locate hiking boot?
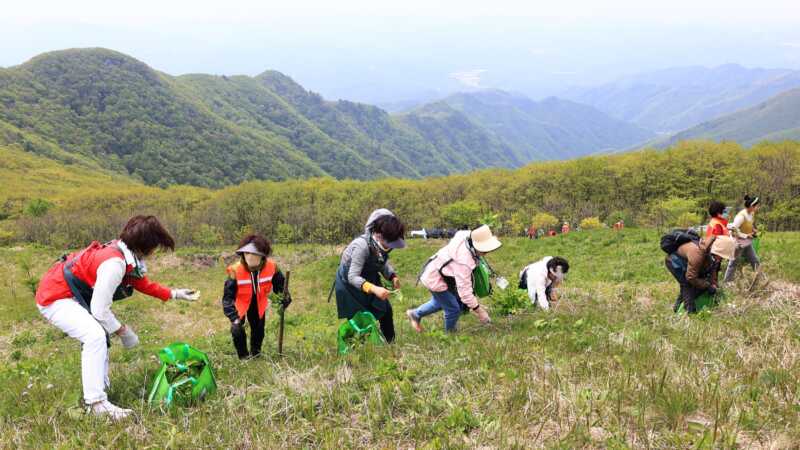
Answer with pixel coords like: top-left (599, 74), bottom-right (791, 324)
top-left (406, 309), bottom-right (423, 333)
top-left (89, 400), bottom-right (133, 420)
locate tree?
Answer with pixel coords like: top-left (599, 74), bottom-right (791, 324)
top-left (531, 212), bottom-right (558, 232)
top-left (442, 201), bottom-right (482, 229)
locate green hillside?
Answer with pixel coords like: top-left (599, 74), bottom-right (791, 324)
top-left (0, 48), bottom-right (528, 187)
top-left (661, 88), bottom-right (800, 146)
top-left (426, 90), bottom-right (654, 160)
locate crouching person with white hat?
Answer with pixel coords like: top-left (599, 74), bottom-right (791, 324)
top-left (407, 225), bottom-right (501, 332)
top-left (519, 256), bottom-right (569, 310)
top-left (35, 216), bottom-right (199, 420)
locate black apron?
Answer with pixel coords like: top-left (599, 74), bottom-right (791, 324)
top-left (335, 236), bottom-right (391, 320)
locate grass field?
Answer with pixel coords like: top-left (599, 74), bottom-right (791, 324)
top-left (1, 229), bottom-right (799, 448)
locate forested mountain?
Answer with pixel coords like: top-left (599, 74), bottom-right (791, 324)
top-left (657, 88), bottom-right (800, 147)
top-left (0, 48), bottom-right (527, 187)
top-left (564, 64), bottom-right (800, 133)
top-left (423, 90), bottom-right (654, 160)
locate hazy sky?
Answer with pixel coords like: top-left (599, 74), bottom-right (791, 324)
top-left (3, 0), bottom-right (800, 103)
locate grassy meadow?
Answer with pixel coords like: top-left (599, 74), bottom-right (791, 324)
top-left (1, 229), bottom-right (799, 448)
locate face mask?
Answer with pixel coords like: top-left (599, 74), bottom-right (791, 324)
top-left (549, 265), bottom-right (565, 283)
top-left (372, 234), bottom-right (390, 252)
top-left (243, 253), bottom-right (264, 270)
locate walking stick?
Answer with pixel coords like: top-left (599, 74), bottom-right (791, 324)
top-left (278, 271), bottom-right (290, 356)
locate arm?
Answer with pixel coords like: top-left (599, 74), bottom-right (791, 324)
top-left (451, 263), bottom-right (480, 309)
top-left (221, 278), bottom-right (239, 322)
top-left (685, 251), bottom-right (711, 290)
top-left (382, 261), bottom-right (397, 282)
top-left (129, 275), bottom-right (172, 301)
top-left (346, 240), bottom-right (371, 291)
top-left (90, 258), bottom-right (126, 334)
top-left (272, 270), bottom-right (286, 294)
top-left (530, 272), bottom-right (550, 310)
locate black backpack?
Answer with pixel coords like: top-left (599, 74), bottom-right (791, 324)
top-left (660, 228), bottom-right (700, 254)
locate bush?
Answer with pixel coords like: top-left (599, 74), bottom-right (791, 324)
top-left (579, 217), bottom-right (604, 230)
top-left (442, 201), bottom-right (482, 229)
top-left (531, 212), bottom-right (558, 232)
top-left (275, 223), bottom-right (296, 243)
top-left (24, 199), bottom-right (54, 218)
top-left (490, 288), bottom-right (530, 316)
top-left (192, 224), bottom-right (222, 247)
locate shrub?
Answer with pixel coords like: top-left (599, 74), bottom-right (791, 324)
top-left (441, 201), bottom-right (482, 229)
top-left (490, 288), bottom-right (530, 316)
top-left (579, 217), bottom-right (605, 230)
top-left (191, 224), bottom-right (222, 247)
top-left (531, 212), bottom-right (558, 232)
top-left (24, 199), bottom-right (54, 218)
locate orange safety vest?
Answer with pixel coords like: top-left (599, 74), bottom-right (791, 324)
top-left (706, 217), bottom-right (728, 237)
top-left (226, 260), bottom-right (276, 319)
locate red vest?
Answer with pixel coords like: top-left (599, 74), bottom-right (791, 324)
top-left (36, 240), bottom-right (171, 307)
top-left (226, 260), bottom-right (276, 319)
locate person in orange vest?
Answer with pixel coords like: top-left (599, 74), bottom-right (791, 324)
top-left (705, 201), bottom-right (729, 238)
top-left (35, 215), bottom-right (199, 420)
top-left (561, 222), bottom-right (571, 234)
top-left (221, 234), bottom-right (289, 359)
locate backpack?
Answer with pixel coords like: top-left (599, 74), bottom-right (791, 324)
top-left (660, 228), bottom-right (700, 254)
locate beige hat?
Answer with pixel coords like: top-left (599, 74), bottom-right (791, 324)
top-left (470, 225), bottom-right (502, 253)
top-left (710, 235), bottom-right (736, 260)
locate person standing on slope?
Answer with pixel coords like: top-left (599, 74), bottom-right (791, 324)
top-left (724, 195), bottom-right (761, 283)
top-left (335, 209), bottom-right (406, 342)
top-left (221, 234), bottom-right (290, 359)
top-left (35, 215), bottom-right (199, 420)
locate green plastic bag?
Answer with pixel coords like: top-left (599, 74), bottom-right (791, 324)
top-left (676, 290), bottom-right (725, 314)
top-left (337, 311), bottom-right (385, 355)
top-left (752, 236), bottom-right (760, 253)
top-left (472, 257), bottom-right (492, 298)
top-left (148, 342), bottom-right (217, 407)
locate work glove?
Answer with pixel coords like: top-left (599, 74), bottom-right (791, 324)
top-left (172, 288), bottom-right (200, 301)
top-left (118, 325), bottom-right (139, 349)
top-left (471, 305), bottom-right (491, 324)
top-left (279, 293), bottom-right (292, 309)
top-left (707, 285), bottom-right (718, 296)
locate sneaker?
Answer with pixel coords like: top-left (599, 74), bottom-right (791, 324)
top-left (406, 309), bottom-right (423, 333)
top-left (90, 400), bottom-right (133, 420)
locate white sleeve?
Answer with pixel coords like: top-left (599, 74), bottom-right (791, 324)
top-left (90, 258), bottom-right (126, 334)
top-left (527, 269), bottom-right (549, 310)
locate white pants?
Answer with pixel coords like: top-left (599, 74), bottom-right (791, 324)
top-left (38, 299), bottom-right (110, 404)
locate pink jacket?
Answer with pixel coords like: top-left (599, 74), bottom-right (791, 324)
top-left (419, 231), bottom-right (480, 309)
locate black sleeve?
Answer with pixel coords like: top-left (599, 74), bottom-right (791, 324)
top-left (221, 278), bottom-right (239, 322)
top-left (272, 270), bottom-right (286, 294)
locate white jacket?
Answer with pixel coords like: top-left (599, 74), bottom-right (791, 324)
top-left (520, 257), bottom-right (553, 310)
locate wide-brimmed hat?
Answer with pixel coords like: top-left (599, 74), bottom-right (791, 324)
top-left (710, 236), bottom-right (736, 260)
top-left (236, 242), bottom-right (266, 257)
top-left (470, 225), bottom-right (502, 253)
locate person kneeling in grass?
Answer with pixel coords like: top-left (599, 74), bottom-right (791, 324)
top-left (407, 225), bottom-right (500, 332)
top-left (519, 256), bottom-right (569, 310)
top-left (222, 234), bottom-right (290, 359)
top-left (35, 215), bottom-right (198, 420)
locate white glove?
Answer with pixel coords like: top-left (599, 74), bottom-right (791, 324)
top-left (118, 325), bottom-right (139, 349)
top-left (172, 288), bottom-right (200, 301)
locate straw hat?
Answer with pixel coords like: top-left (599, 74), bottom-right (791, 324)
top-left (710, 235), bottom-right (736, 260)
top-left (470, 225), bottom-right (502, 253)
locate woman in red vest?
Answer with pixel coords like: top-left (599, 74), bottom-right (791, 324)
top-left (35, 216), bottom-right (198, 420)
top-left (705, 201), bottom-right (729, 238)
top-left (221, 234), bottom-right (289, 359)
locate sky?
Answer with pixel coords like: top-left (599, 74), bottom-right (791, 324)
top-left (2, 0), bottom-right (800, 104)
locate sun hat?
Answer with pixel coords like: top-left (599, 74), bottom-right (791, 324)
top-left (710, 235), bottom-right (736, 260)
top-left (470, 225), bottom-right (502, 253)
top-left (235, 242), bottom-right (266, 257)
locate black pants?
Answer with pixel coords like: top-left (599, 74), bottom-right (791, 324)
top-left (377, 302), bottom-right (395, 343)
top-left (231, 299), bottom-right (266, 358)
top-left (664, 256), bottom-right (702, 313)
